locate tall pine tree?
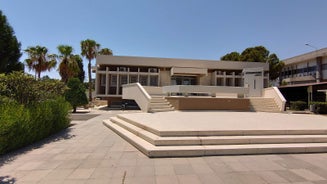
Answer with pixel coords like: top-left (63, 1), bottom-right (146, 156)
top-left (0, 10), bottom-right (23, 73)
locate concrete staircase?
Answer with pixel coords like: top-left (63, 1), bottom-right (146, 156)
top-left (149, 96), bottom-right (174, 113)
top-left (104, 115), bottom-right (327, 158)
top-left (249, 98), bottom-right (280, 112)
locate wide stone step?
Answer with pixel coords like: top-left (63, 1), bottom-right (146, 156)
top-left (108, 118), bottom-right (327, 146)
top-left (250, 102), bottom-right (276, 105)
top-left (150, 97), bottom-right (165, 101)
top-left (104, 120), bottom-right (327, 157)
top-left (150, 102), bottom-right (172, 107)
top-left (116, 114), bottom-right (327, 137)
top-left (251, 107), bottom-right (280, 111)
top-left (149, 108), bottom-right (175, 113)
top-left (249, 98), bottom-right (280, 112)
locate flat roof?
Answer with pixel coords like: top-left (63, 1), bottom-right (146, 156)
top-left (96, 55), bottom-right (269, 71)
top-left (283, 47), bottom-right (327, 65)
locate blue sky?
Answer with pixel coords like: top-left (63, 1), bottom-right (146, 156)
top-left (1, 0), bottom-right (327, 80)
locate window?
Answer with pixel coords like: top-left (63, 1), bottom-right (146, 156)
top-left (139, 75), bottom-right (148, 86)
top-left (216, 70), bottom-right (223, 75)
top-left (109, 66), bottom-right (118, 71)
top-left (100, 75), bottom-right (106, 86)
top-left (235, 78), bottom-right (242, 86)
top-left (129, 75), bottom-right (138, 83)
top-left (110, 75), bottom-right (117, 87)
top-left (216, 78), bottom-right (223, 86)
top-left (149, 68), bottom-right (158, 73)
top-left (323, 64), bottom-right (327, 70)
top-left (129, 67), bottom-right (138, 72)
top-left (120, 75), bottom-right (128, 85)
top-left (150, 76), bottom-right (158, 86)
top-left (139, 67), bottom-right (148, 72)
top-left (226, 78), bottom-right (233, 86)
top-left (119, 67), bottom-right (127, 72)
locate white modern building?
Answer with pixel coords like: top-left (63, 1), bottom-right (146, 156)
top-left (280, 48), bottom-right (327, 85)
top-left (279, 48), bottom-right (327, 104)
top-left (94, 55), bottom-right (286, 113)
top-left (95, 55), bottom-right (269, 103)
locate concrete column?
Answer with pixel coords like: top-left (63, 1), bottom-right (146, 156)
top-left (316, 56), bottom-right (322, 82)
top-left (105, 67), bottom-right (109, 95)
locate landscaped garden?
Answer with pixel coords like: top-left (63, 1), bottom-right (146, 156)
top-left (0, 10), bottom-right (113, 155)
top-left (0, 72), bottom-right (71, 154)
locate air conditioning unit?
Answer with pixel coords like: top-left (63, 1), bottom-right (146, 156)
top-left (119, 67), bottom-right (127, 72)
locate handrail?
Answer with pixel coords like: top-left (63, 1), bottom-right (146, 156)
top-left (122, 83), bottom-right (152, 112)
top-left (263, 87), bottom-right (286, 111)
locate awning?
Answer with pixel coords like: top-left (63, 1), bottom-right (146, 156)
top-left (170, 67), bottom-right (207, 76)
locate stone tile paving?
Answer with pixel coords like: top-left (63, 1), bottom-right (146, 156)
top-left (1, 110), bottom-right (327, 184)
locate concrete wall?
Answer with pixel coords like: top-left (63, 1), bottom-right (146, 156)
top-left (199, 73), bottom-right (212, 85)
top-left (101, 96), bottom-right (122, 106)
top-left (123, 83), bottom-right (151, 112)
top-left (166, 97), bottom-right (250, 111)
top-left (159, 70), bottom-right (171, 86)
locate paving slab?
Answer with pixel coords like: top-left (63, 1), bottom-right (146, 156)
top-left (1, 109), bottom-right (327, 183)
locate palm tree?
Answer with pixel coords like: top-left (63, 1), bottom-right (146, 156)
top-left (98, 48), bottom-right (113, 55)
top-left (25, 46), bottom-right (57, 79)
top-left (57, 45), bottom-right (79, 83)
top-left (81, 39), bottom-right (100, 101)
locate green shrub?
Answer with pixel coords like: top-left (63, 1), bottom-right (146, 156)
top-left (65, 78), bottom-right (88, 113)
top-left (0, 97), bottom-right (70, 154)
top-left (0, 72), bottom-right (67, 105)
top-left (0, 101), bottom-right (29, 153)
top-left (310, 102), bottom-right (327, 114)
top-left (0, 72), bottom-right (71, 155)
top-left (290, 101), bottom-right (307, 111)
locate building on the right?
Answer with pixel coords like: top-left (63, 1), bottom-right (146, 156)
top-left (279, 48), bottom-right (327, 105)
top-left (280, 47), bottom-right (327, 84)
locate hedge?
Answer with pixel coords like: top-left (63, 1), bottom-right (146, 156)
top-left (0, 97), bottom-right (70, 154)
top-left (290, 101), bottom-right (307, 111)
top-left (310, 102), bottom-right (327, 114)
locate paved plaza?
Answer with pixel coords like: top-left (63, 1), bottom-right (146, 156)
top-left (1, 109), bottom-right (327, 183)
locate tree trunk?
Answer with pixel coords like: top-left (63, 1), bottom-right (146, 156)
top-left (88, 60), bottom-right (92, 102)
top-left (73, 106), bottom-right (77, 113)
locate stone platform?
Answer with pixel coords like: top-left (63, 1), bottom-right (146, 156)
top-left (103, 111), bottom-right (327, 157)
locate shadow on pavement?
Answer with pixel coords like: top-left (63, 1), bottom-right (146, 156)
top-left (0, 175), bottom-right (16, 184)
top-left (70, 113), bottom-right (99, 121)
top-left (0, 126), bottom-right (74, 168)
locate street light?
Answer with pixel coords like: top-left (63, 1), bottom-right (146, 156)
top-left (305, 43), bottom-right (318, 50)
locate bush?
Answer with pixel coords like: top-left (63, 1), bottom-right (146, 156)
top-left (290, 101), bottom-right (307, 111)
top-left (310, 102), bottom-right (327, 114)
top-left (65, 78), bottom-right (88, 113)
top-left (0, 72), bottom-right (71, 154)
top-left (0, 72), bottom-right (67, 105)
top-left (0, 97), bottom-right (70, 154)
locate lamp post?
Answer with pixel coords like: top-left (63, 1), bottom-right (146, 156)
top-left (305, 43), bottom-right (318, 50)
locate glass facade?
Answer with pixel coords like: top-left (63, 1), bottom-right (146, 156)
top-left (98, 66), bottom-right (160, 95)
